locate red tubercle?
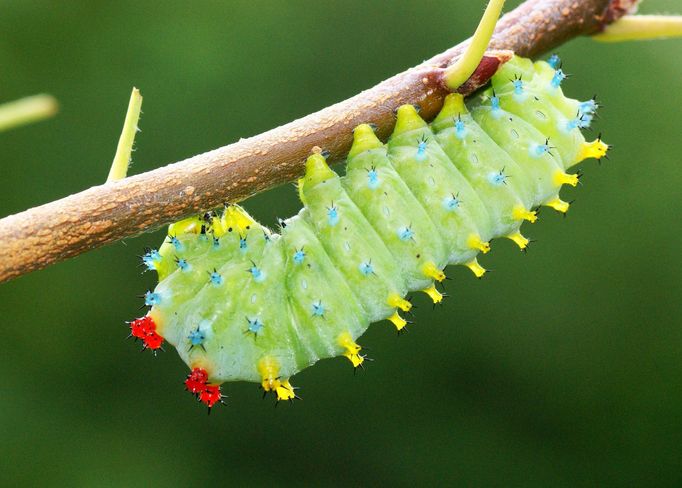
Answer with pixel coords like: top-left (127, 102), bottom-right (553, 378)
top-left (142, 331), bottom-right (164, 350)
top-left (184, 367), bottom-right (224, 410)
top-left (129, 316), bottom-right (153, 339)
top-left (129, 315), bottom-right (165, 351)
top-left (199, 385), bottom-right (223, 408)
top-left (185, 368), bottom-right (209, 394)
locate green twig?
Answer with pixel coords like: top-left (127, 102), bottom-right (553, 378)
top-left (594, 15), bottom-right (682, 42)
top-left (107, 88), bottom-right (143, 182)
top-left (443, 0), bottom-right (505, 90)
top-left (0, 94), bottom-right (58, 133)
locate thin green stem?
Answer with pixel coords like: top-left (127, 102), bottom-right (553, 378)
top-left (0, 94), bottom-right (58, 132)
top-left (107, 87), bottom-right (143, 182)
top-left (594, 15), bottom-right (682, 42)
top-left (443, 0), bottom-right (505, 90)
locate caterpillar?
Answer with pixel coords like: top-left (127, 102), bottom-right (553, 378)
top-left (130, 53), bottom-right (608, 410)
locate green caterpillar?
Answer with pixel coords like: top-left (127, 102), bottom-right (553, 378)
top-left (130, 54), bottom-right (608, 409)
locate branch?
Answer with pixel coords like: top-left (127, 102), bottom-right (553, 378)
top-left (0, 0), bottom-right (635, 284)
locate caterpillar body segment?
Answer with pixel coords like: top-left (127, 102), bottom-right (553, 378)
top-left (299, 154), bottom-right (407, 321)
top-left (132, 55), bottom-right (608, 408)
top-left (387, 106), bottom-right (493, 265)
top-left (343, 127), bottom-right (448, 292)
top-left (281, 213), bottom-right (367, 360)
top-left (430, 96), bottom-right (538, 236)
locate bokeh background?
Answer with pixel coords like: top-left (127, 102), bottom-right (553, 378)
top-left (1, 1), bottom-right (681, 486)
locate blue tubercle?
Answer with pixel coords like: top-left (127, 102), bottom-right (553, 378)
top-left (489, 169), bottom-right (508, 186)
top-left (513, 77), bottom-right (524, 96)
top-left (579, 99), bottom-right (597, 114)
top-left (490, 94), bottom-right (501, 112)
top-left (188, 327), bottom-right (206, 347)
top-left (454, 116), bottom-right (466, 140)
top-left (578, 114), bottom-right (593, 128)
top-left (144, 291), bottom-right (161, 306)
top-left (142, 249), bottom-right (161, 271)
top-left (176, 258), bottom-right (189, 271)
top-left (327, 206), bottom-right (339, 226)
top-left (246, 317), bottom-right (264, 335)
top-left (398, 226), bottom-right (414, 241)
top-left (443, 194), bottom-right (461, 211)
top-left (293, 248), bottom-right (306, 264)
top-left (359, 261), bottom-right (374, 276)
top-left (209, 270), bottom-right (223, 286)
top-left (551, 69), bottom-right (566, 89)
top-left (416, 137), bottom-right (428, 161)
top-left (169, 236), bottom-right (183, 251)
top-left (239, 237), bottom-right (248, 252)
top-left (367, 168), bottom-right (380, 189)
top-left (566, 113), bottom-right (591, 131)
top-left (533, 139), bottom-right (551, 157)
top-left (547, 54), bottom-right (561, 69)
top-left (212, 237), bottom-right (220, 249)
top-left (249, 265), bottom-right (265, 282)
top-left (311, 301), bottom-right (325, 317)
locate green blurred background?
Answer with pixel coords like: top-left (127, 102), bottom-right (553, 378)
top-left (1, 1), bottom-right (681, 486)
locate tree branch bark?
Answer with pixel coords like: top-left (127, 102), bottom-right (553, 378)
top-left (0, 0), bottom-right (635, 283)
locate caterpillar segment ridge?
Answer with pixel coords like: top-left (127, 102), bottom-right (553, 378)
top-left (130, 55), bottom-right (609, 410)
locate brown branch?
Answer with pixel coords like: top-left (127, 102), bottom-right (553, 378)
top-left (0, 0), bottom-right (636, 284)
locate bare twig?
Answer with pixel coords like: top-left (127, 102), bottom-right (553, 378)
top-left (0, 0), bottom-right (637, 283)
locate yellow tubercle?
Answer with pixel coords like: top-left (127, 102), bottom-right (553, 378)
top-left (512, 206), bottom-right (538, 223)
top-left (338, 331), bottom-right (364, 368)
top-left (258, 356), bottom-right (280, 392)
top-left (168, 215), bottom-right (204, 235)
top-left (423, 284), bottom-right (443, 304)
top-left (275, 380), bottom-right (297, 401)
top-left (257, 357), bottom-right (297, 401)
top-left (433, 93), bottom-right (469, 126)
top-left (422, 261), bottom-right (446, 282)
top-left (553, 171), bottom-right (579, 188)
top-left (387, 293), bottom-right (412, 312)
top-left (216, 204), bottom-right (256, 237)
top-left (388, 312), bottom-right (408, 331)
top-left (348, 123), bottom-right (384, 158)
top-left (392, 105), bottom-right (428, 136)
top-left (208, 214), bottom-right (225, 236)
top-left (465, 258), bottom-right (486, 278)
top-left (467, 234), bottom-right (491, 254)
top-left (577, 138), bottom-right (609, 162)
top-left (545, 197), bottom-right (570, 213)
top-left (301, 153), bottom-right (336, 189)
top-left (506, 231), bottom-right (529, 250)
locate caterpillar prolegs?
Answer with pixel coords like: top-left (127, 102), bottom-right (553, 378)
top-left (131, 54), bottom-right (608, 409)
